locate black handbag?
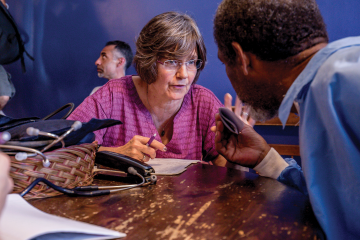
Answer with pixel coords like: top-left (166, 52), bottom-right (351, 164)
top-left (0, 103), bottom-right (122, 150)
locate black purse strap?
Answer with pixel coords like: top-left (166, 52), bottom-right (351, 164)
top-left (41, 103), bottom-right (75, 120)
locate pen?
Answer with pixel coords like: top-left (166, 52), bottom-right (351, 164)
top-left (146, 133), bottom-right (156, 147)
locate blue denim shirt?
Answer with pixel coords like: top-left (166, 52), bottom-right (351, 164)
top-left (278, 36), bottom-right (360, 240)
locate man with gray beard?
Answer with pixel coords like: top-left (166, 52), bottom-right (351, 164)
top-left (212, 0), bottom-right (360, 239)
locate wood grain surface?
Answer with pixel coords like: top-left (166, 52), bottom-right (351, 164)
top-left (28, 164), bottom-right (324, 240)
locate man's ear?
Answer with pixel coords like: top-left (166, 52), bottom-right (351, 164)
top-left (231, 42), bottom-right (249, 75)
top-left (116, 57), bottom-right (126, 68)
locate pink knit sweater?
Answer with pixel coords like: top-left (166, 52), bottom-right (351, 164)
top-left (68, 75), bottom-right (223, 161)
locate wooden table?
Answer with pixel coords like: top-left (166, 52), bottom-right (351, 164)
top-left (29, 164), bottom-right (324, 239)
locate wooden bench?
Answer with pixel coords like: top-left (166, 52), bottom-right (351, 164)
top-left (255, 113), bottom-right (300, 157)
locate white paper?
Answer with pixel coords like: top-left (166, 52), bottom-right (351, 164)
top-left (0, 194), bottom-right (125, 240)
top-left (148, 158), bottom-right (200, 175)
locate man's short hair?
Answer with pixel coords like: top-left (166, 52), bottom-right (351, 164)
top-left (214, 0), bottom-right (328, 64)
top-left (105, 40), bottom-right (134, 70)
top-left (134, 11), bottom-right (207, 84)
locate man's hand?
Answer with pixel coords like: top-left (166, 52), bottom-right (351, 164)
top-left (211, 113), bottom-right (270, 168)
top-left (99, 135), bottom-right (167, 162)
top-left (224, 93), bottom-right (256, 127)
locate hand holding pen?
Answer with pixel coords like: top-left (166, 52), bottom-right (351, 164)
top-left (142, 133), bottom-right (165, 162)
top-left (98, 133), bottom-right (167, 162)
top-left (146, 133), bottom-right (156, 147)
top-left (141, 133), bottom-right (157, 162)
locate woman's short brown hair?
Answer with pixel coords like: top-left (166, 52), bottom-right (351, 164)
top-left (134, 11), bottom-right (207, 84)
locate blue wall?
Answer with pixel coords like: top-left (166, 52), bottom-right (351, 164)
top-left (3, 0), bottom-right (360, 120)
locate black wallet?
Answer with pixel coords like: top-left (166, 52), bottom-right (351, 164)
top-left (218, 107), bottom-right (245, 134)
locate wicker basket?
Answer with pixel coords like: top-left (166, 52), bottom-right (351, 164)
top-left (9, 142), bottom-right (98, 199)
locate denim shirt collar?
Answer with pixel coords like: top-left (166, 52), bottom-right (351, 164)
top-left (278, 36), bottom-right (360, 128)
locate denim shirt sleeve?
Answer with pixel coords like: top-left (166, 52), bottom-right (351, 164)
top-left (277, 158), bottom-right (308, 195)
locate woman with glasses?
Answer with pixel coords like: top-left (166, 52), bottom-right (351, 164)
top-left (68, 11), bottom-right (227, 165)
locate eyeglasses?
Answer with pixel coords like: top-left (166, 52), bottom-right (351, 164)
top-left (157, 59), bottom-right (203, 71)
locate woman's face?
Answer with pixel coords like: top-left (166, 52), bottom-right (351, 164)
top-left (152, 52), bottom-right (199, 101)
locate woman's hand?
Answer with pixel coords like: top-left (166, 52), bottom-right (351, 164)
top-left (99, 135), bottom-right (167, 162)
top-left (224, 93), bottom-right (256, 127)
top-left (211, 113), bottom-right (270, 169)
top-left (0, 153), bottom-right (13, 216)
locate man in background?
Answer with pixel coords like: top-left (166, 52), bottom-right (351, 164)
top-left (91, 40), bottom-right (133, 95)
top-left (213, 0), bottom-right (360, 239)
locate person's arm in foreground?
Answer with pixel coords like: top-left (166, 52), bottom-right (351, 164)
top-left (212, 113), bottom-right (307, 194)
top-left (0, 153), bottom-right (13, 217)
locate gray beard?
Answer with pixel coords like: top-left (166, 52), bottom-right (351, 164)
top-left (247, 105), bottom-right (278, 122)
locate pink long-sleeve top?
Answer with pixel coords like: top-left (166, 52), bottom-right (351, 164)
top-left (67, 75), bottom-right (223, 161)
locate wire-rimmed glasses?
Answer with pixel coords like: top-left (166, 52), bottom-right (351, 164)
top-left (157, 59), bottom-right (203, 71)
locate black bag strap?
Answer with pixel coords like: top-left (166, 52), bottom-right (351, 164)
top-left (42, 103), bottom-right (75, 120)
top-left (20, 43), bottom-right (35, 73)
top-left (0, 103), bottom-right (75, 132)
top-left (0, 3), bottom-right (34, 72)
